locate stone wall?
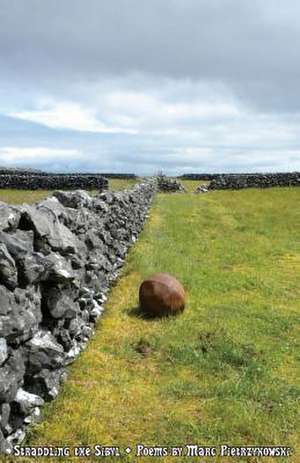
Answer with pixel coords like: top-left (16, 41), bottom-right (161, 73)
top-left (0, 171), bottom-right (136, 179)
top-left (96, 173), bottom-right (137, 179)
top-left (0, 174), bottom-right (108, 190)
top-left (178, 173), bottom-right (220, 181)
top-left (0, 180), bottom-right (157, 453)
top-left (208, 173), bottom-right (300, 190)
top-left (157, 176), bottom-right (185, 193)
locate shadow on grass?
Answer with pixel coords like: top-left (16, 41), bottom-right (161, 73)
top-left (126, 305), bottom-right (182, 321)
top-left (126, 305), bottom-right (159, 320)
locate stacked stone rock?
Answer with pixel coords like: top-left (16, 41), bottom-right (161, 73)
top-left (178, 174), bottom-right (220, 181)
top-left (0, 180), bottom-right (156, 453)
top-left (98, 173), bottom-right (136, 179)
top-left (157, 176), bottom-right (185, 193)
top-left (0, 174), bottom-right (108, 190)
top-left (195, 184), bottom-right (209, 194)
top-left (208, 173), bottom-right (300, 190)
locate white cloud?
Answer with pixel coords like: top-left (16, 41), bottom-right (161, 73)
top-left (6, 82), bottom-right (241, 137)
top-left (2, 76), bottom-right (300, 174)
top-left (10, 101), bottom-right (138, 134)
top-left (0, 146), bottom-right (83, 163)
top-left (102, 89), bottom-right (240, 132)
top-left (2, 1), bottom-right (300, 175)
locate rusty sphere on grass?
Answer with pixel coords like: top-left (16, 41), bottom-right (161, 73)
top-left (139, 273), bottom-right (186, 317)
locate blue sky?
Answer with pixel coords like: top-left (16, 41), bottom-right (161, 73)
top-left (1, 0), bottom-right (300, 174)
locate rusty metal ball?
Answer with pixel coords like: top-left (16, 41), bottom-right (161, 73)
top-left (139, 273), bottom-right (186, 317)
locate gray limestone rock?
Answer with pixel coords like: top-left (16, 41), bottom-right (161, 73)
top-left (0, 403), bottom-right (10, 432)
top-left (0, 428), bottom-right (12, 454)
top-left (6, 429), bottom-right (26, 446)
top-left (25, 368), bottom-right (66, 401)
top-left (0, 339), bottom-right (8, 366)
top-left (37, 196), bottom-right (68, 222)
top-left (0, 244), bottom-right (17, 290)
top-left (195, 184), bottom-right (209, 194)
top-left (25, 331), bottom-right (65, 374)
top-left (46, 288), bottom-right (79, 320)
top-left (0, 287), bottom-right (41, 344)
top-left (18, 253), bottom-right (46, 285)
top-left (0, 203), bottom-right (21, 232)
top-left (14, 388), bottom-right (44, 415)
top-left (0, 350), bottom-right (25, 402)
top-left (43, 253), bottom-right (75, 282)
top-left (18, 251), bottom-right (75, 286)
top-left (20, 205), bottom-right (78, 255)
top-left (0, 230), bottom-right (34, 260)
top-left (53, 190), bottom-right (92, 209)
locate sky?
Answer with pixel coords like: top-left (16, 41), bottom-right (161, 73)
top-left (1, 0), bottom-right (300, 174)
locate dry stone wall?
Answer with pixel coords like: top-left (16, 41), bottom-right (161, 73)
top-left (208, 173), bottom-right (300, 190)
top-left (179, 172), bottom-right (300, 187)
top-left (0, 180), bottom-right (156, 453)
top-left (0, 174), bottom-right (108, 190)
top-left (157, 176), bottom-right (185, 192)
top-left (178, 173), bottom-right (220, 181)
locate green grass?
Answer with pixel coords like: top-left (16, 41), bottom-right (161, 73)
top-left (12, 188), bottom-right (300, 462)
top-left (108, 178), bottom-right (140, 191)
top-left (0, 179), bottom-right (139, 205)
top-left (0, 189), bottom-right (53, 205)
top-left (180, 179), bottom-right (209, 192)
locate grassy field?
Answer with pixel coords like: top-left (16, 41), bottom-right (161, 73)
top-left (180, 179), bottom-right (209, 192)
top-left (15, 186), bottom-right (299, 463)
top-left (0, 179), bottom-right (140, 205)
top-left (108, 178), bottom-right (140, 191)
top-left (0, 189), bottom-right (53, 205)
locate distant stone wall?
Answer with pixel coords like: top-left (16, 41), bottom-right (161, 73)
top-left (0, 174), bottom-right (108, 190)
top-left (178, 173), bottom-right (220, 181)
top-left (0, 171), bottom-right (136, 179)
top-left (208, 173), bottom-right (300, 190)
top-left (0, 180), bottom-right (157, 453)
top-left (0, 170), bottom-right (46, 176)
top-left (157, 176), bottom-right (185, 193)
top-left (96, 173), bottom-right (137, 179)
